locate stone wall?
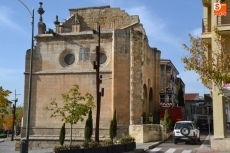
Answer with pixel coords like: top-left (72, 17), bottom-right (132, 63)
top-left (15, 135), bottom-right (109, 151)
top-left (130, 30), bottom-right (144, 125)
top-left (129, 124), bottom-right (172, 143)
top-left (18, 125), bottom-right (128, 151)
top-left (160, 125), bottom-right (173, 141)
top-left (64, 6), bottom-right (139, 32)
top-left (112, 29), bottom-right (131, 126)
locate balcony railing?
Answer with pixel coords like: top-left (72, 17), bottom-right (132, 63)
top-left (202, 18), bottom-right (211, 33)
top-left (217, 8), bottom-right (230, 25)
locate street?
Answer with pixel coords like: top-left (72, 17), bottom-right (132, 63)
top-left (147, 131), bottom-right (209, 153)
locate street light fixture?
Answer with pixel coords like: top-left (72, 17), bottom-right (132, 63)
top-left (17, 0), bottom-right (34, 152)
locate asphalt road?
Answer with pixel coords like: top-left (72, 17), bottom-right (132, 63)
top-left (147, 131), bottom-right (209, 153)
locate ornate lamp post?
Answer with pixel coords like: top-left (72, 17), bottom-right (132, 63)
top-left (17, 0), bottom-right (34, 152)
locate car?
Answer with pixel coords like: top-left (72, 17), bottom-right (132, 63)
top-left (173, 121), bottom-right (200, 144)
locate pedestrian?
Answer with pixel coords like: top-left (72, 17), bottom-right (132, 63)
top-left (197, 117), bottom-right (202, 132)
top-left (148, 113), bottom-right (154, 124)
top-left (142, 112), bottom-right (146, 124)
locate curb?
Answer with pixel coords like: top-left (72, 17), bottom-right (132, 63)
top-left (147, 141), bottom-right (164, 150)
top-left (196, 135), bottom-right (211, 153)
top-left (146, 135), bottom-right (173, 151)
top-left (0, 139), bottom-right (5, 143)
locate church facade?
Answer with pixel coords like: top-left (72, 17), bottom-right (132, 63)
top-left (21, 3), bottom-right (161, 140)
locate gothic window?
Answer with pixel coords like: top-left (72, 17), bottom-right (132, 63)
top-left (79, 47), bottom-right (89, 61)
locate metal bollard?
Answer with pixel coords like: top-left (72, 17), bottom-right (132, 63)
top-left (20, 140), bottom-right (28, 153)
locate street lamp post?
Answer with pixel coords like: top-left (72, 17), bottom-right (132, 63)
top-left (18, 0), bottom-right (34, 152)
top-left (11, 89), bottom-right (21, 141)
top-left (93, 25), bottom-right (103, 142)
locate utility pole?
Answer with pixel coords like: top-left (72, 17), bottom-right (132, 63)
top-left (11, 89), bottom-right (21, 141)
top-left (93, 25), bottom-right (104, 142)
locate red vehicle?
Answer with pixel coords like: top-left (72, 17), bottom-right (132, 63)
top-left (160, 107), bottom-right (183, 125)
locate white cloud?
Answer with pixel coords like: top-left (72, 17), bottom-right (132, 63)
top-left (0, 5), bottom-right (28, 34)
top-left (191, 27), bottom-right (202, 37)
top-left (125, 6), bottom-right (183, 49)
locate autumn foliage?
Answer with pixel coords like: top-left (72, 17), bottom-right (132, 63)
top-left (182, 27), bottom-right (230, 95)
top-left (3, 114), bottom-right (13, 130)
top-left (0, 86), bottom-right (11, 113)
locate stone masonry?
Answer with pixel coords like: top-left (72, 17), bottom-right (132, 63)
top-left (21, 4), bottom-right (161, 149)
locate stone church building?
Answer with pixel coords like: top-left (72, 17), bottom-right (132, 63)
top-left (21, 3), bottom-right (161, 142)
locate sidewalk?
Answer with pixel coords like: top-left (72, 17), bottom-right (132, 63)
top-left (0, 138), bottom-right (4, 143)
top-left (196, 135), bottom-right (228, 153)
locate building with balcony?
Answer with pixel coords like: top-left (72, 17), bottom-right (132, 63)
top-left (160, 59), bottom-right (179, 107)
top-left (176, 77), bottom-right (185, 107)
top-left (202, 0), bottom-right (230, 150)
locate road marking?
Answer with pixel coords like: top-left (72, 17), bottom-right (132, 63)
top-left (165, 148), bottom-right (176, 153)
top-left (150, 148), bottom-right (161, 152)
top-left (182, 150), bottom-right (192, 153)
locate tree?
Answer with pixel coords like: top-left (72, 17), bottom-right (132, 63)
top-left (0, 86), bottom-right (11, 114)
top-left (59, 123), bottom-right (65, 146)
top-left (160, 109), bottom-right (172, 128)
top-left (109, 109), bottom-right (117, 143)
top-left (15, 106), bottom-right (23, 127)
top-left (3, 114), bottom-right (13, 130)
top-left (45, 84), bottom-right (95, 145)
top-left (182, 27), bottom-right (230, 100)
top-left (177, 83), bottom-right (185, 107)
top-left (84, 109), bottom-right (93, 142)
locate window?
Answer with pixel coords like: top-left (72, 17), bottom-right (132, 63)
top-left (175, 123), bottom-right (193, 129)
top-left (160, 94), bottom-right (165, 102)
top-left (95, 53), bottom-right (107, 64)
top-left (64, 54), bottom-right (75, 65)
top-left (79, 47), bottom-right (89, 61)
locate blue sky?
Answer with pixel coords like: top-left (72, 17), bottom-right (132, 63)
top-left (0, 0), bottom-right (209, 106)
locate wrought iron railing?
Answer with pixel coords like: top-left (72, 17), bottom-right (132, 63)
top-left (217, 8), bottom-right (230, 25)
top-left (202, 18), bottom-right (211, 33)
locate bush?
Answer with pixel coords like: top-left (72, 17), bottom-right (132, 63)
top-left (101, 139), bottom-right (113, 146)
top-left (82, 141), bottom-right (89, 148)
top-left (59, 123), bottom-right (65, 146)
top-left (0, 133), bottom-right (7, 138)
top-left (160, 109), bottom-right (172, 128)
top-left (109, 109), bottom-right (117, 142)
top-left (53, 144), bottom-right (80, 152)
top-left (89, 141), bottom-right (101, 148)
top-left (84, 109), bottom-right (93, 142)
top-left (119, 134), bottom-right (135, 144)
top-left (82, 141), bottom-right (102, 148)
